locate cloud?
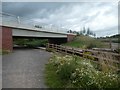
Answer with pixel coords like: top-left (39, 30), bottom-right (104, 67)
top-left (2, 2), bottom-right (68, 17)
top-left (95, 26), bottom-right (118, 37)
top-left (2, 2), bottom-right (118, 37)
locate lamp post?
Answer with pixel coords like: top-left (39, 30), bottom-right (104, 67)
top-left (17, 16), bottom-right (20, 24)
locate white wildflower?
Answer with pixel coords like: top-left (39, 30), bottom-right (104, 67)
top-left (76, 68), bottom-right (79, 71)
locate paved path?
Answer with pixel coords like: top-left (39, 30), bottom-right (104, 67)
top-left (2, 49), bottom-right (51, 88)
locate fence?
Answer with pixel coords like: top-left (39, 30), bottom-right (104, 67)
top-left (46, 43), bottom-right (120, 71)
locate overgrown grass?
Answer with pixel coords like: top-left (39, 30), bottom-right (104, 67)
top-left (45, 53), bottom-right (120, 89)
top-left (0, 49), bottom-right (10, 55)
top-left (44, 63), bottom-right (66, 88)
top-left (64, 35), bottom-right (108, 49)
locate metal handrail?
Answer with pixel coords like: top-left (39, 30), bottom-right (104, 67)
top-left (0, 12), bottom-right (68, 33)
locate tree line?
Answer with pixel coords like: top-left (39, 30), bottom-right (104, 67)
top-left (67, 27), bottom-right (96, 37)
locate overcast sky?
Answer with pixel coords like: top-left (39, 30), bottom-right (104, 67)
top-left (2, 2), bottom-right (119, 37)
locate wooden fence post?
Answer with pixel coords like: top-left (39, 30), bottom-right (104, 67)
top-left (46, 43), bottom-right (49, 49)
top-left (72, 48), bottom-right (74, 55)
top-left (65, 46), bottom-right (67, 54)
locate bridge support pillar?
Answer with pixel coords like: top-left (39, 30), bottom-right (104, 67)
top-left (0, 26), bottom-right (13, 52)
top-left (67, 34), bottom-right (76, 42)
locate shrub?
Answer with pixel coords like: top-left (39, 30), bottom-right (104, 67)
top-left (87, 43), bottom-right (96, 49)
top-left (13, 38), bottom-right (48, 48)
top-left (71, 62), bottom-right (119, 88)
top-left (70, 60), bottom-right (97, 88)
top-left (83, 51), bottom-right (95, 60)
top-left (45, 53), bottom-right (120, 88)
top-left (46, 48), bottom-right (54, 52)
top-left (115, 48), bottom-right (120, 53)
top-left (63, 35), bottom-right (106, 49)
top-left (57, 63), bottom-right (75, 81)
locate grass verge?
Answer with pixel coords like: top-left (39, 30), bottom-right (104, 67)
top-left (63, 35), bottom-right (108, 49)
top-left (0, 49), bottom-right (10, 55)
top-left (44, 62), bottom-right (65, 88)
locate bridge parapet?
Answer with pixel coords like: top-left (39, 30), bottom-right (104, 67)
top-left (0, 12), bottom-right (68, 34)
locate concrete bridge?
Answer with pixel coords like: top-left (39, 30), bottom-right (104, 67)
top-left (0, 12), bottom-right (76, 51)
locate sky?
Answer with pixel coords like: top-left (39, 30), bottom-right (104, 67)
top-left (2, 2), bottom-right (119, 37)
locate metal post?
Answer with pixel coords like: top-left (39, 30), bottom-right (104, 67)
top-left (17, 16), bottom-right (20, 24)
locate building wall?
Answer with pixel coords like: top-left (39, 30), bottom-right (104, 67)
top-left (1, 26), bottom-right (13, 51)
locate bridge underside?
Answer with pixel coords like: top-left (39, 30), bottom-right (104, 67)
top-left (12, 27), bottom-right (68, 45)
top-left (13, 36), bottom-right (67, 45)
top-left (12, 28), bottom-right (68, 45)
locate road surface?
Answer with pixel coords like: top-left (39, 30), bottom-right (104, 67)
top-left (2, 49), bottom-right (51, 88)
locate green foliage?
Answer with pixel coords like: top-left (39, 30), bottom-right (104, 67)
top-left (86, 43), bottom-right (96, 49)
top-left (46, 48), bottom-right (54, 52)
top-left (64, 35), bottom-right (106, 49)
top-left (67, 27), bottom-right (96, 37)
top-left (45, 53), bottom-right (120, 88)
top-left (13, 38), bottom-right (28, 46)
top-left (57, 63), bottom-right (75, 81)
top-left (55, 55), bottom-right (77, 81)
top-left (71, 63), bottom-right (119, 88)
top-left (80, 27), bottom-right (96, 36)
top-left (115, 48), bottom-right (120, 53)
top-left (13, 38), bottom-right (48, 48)
top-left (26, 39), bottom-right (48, 48)
top-left (44, 63), bottom-right (64, 88)
top-left (83, 52), bottom-right (95, 60)
top-left (109, 34), bottom-right (120, 38)
top-left (34, 25), bottom-right (42, 28)
top-left (98, 34), bottom-right (120, 43)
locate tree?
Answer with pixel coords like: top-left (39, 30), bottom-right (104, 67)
top-left (79, 30), bottom-right (83, 35)
top-left (93, 33), bottom-right (96, 37)
top-left (35, 25), bottom-right (42, 28)
top-left (86, 28), bottom-right (90, 35)
top-left (83, 27), bottom-right (86, 35)
top-left (89, 30), bottom-right (94, 36)
top-left (67, 30), bottom-right (73, 33)
top-left (69, 30), bottom-right (72, 33)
